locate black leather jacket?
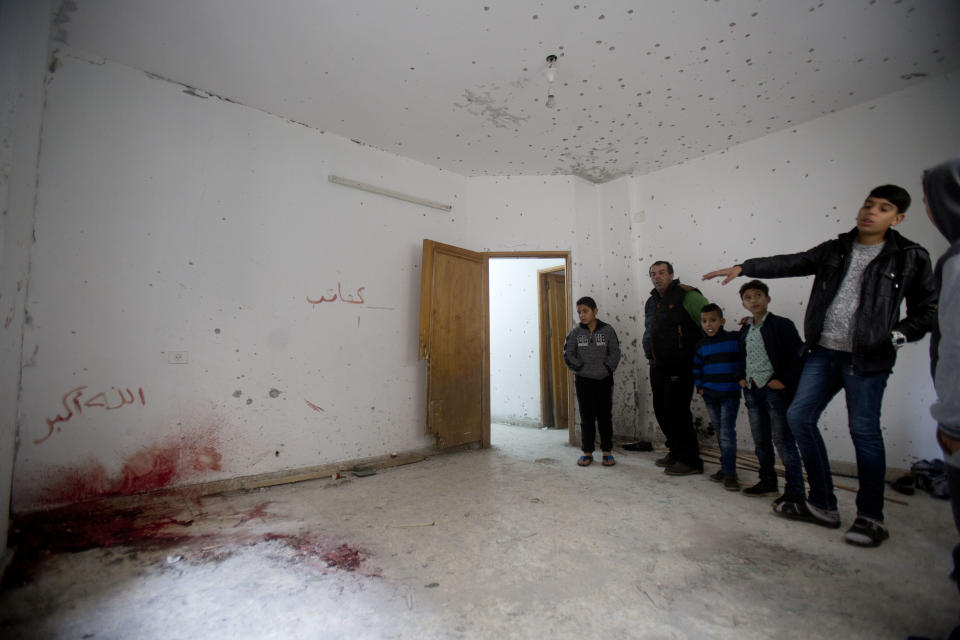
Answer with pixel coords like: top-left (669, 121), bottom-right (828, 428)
top-left (740, 228), bottom-right (937, 374)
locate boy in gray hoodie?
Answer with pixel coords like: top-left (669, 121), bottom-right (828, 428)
top-left (924, 156), bottom-right (960, 593)
top-left (563, 296), bottom-right (621, 467)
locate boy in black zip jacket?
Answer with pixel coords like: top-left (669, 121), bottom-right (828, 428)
top-left (704, 185), bottom-right (937, 548)
top-left (736, 280), bottom-right (805, 506)
top-left (563, 296), bottom-right (621, 467)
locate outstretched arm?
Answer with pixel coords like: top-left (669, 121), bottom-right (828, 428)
top-left (702, 265), bottom-right (742, 285)
top-left (705, 242), bottom-right (829, 285)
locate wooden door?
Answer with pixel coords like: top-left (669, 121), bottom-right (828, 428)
top-left (418, 240), bottom-right (489, 449)
top-left (539, 268), bottom-right (569, 428)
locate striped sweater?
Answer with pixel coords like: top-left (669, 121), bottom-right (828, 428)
top-left (692, 329), bottom-right (743, 398)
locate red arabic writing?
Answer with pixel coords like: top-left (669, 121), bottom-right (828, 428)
top-left (306, 282), bottom-right (366, 306)
top-left (37, 386), bottom-right (147, 445)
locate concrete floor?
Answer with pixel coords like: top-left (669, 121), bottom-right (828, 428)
top-left (0, 423), bottom-right (957, 639)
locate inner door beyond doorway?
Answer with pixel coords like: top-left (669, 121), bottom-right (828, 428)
top-left (538, 266), bottom-right (569, 429)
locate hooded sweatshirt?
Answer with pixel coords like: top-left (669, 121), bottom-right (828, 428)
top-left (924, 156), bottom-right (960, 439)
top-left (563, 319), bottom-right (621, 380)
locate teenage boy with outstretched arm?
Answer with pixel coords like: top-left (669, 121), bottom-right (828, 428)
top-left (703, 185), bottom-right (937, 547)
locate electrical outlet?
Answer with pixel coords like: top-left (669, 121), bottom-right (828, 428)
top-left (168, 350), bottom-right (189, 364)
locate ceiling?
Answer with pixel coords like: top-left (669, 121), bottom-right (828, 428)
top-left (53, 0), bottom-right (960, 183)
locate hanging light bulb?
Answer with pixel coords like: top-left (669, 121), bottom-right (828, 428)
top-left (545, 54), bottom-right (558, 108)
top-left (545, 54), bottom-right (557, 83)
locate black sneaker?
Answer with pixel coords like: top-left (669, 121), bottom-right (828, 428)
top-left (742, 481), bottom-right (779, 497)
top-left (723, 476), bottom-right (741, 492)
top-left (844, 517), bottom-right (889, 547)
top-left (774, 499), bottom-right (841, 529)
top-left (664, 461), bottom-right (704, 476)
top-left (655, 454), bottom-right (676, 468)
top-left (708, 470), bottom-right (725, 483)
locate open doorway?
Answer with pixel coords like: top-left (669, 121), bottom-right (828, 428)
top-left (488, 256), bottom-right (572, 446)
top-left (418, 240), bottom-right (573, 450)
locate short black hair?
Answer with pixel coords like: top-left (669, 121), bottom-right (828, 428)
top-left (700, 303), bottom-right (723, 318)
top-left (576, 296), bottom-right (597, 310)
top-left (869, 184), bottom-right (911, 213)
top-left (739, 279), bottom-right (769, 298)
top-left (650, 260), bottom-right (674, 275)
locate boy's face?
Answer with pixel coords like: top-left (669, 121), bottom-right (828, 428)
top-left (577, 304), bottom-right (597, 325)
top-left (857, 196), bottom-right (905, 235)
top-left (700, 311), bottom-right (724, 337)
top-left (649, 264), bottom-right (673, 294)
top-left (741, 289), bottom-right (771, 317)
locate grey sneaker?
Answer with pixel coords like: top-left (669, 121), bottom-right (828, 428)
top-left (774, 499), bottom-right (841, 529)
top-left (664, 461), bottom-right (704, 476)
top-left (844, 517), bottom-right (889, 547)
top-left (723, 475), bottom-right (741, 491)
top-left (655, 454), bottom-right (676, 468)
top-left (708, 470), bottom-right (725, 483)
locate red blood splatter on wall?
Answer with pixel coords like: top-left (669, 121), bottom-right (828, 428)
top-left (119, 448), bottom-right (177, 494)
top-left (192, 446), bottom-right (222, 472)
top-left (28, 426), bottom-right (225, 508)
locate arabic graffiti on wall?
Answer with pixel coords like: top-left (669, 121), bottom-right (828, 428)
top-left (306, 282), bottom-right (366, 306)
top-left (37, 386), bottom-right (147, 445)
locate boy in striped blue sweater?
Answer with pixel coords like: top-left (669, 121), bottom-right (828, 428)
top-left (693, 303), bottom-right (744, 491)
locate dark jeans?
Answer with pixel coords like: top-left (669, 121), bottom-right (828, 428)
top-left (786, 347), bottom-right (890, 520)
top-left (703, 394), bottom-right (739, 477)
top-left (575, 375), bottom-right (614, 453)
top-left (650, 366), bottom-right (701, 467)
top-left (744, 385), bottom-right (805, 498)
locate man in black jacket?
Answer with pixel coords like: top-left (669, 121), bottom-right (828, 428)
top-left (703, 185), bottom-right (937, 548)
top-left (643, 261), bottom-right (709, 476)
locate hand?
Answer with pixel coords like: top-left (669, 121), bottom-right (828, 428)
top-left (937, 429), bottom-right (960, 456)
top-left (738, 315), bottom-right (750, 327)
top-left (767, 379), bottom-right (786, 390)
top-left (697, 389), bottom-right (704, 395)
top-left (738, 379), bottom-right (748, 388)
top-left (702, 265), bottom-right (742, 285)
top-left (891, 330), bottom-right (907, 351)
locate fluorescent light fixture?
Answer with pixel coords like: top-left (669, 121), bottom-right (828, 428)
top-left (328, 175), bottom-right (453, 212)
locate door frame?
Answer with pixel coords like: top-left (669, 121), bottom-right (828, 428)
top-left (486, 251), bottom-right (575, 446)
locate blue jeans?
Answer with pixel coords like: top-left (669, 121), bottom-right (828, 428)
top-left (703, 394), bottom-right (740, 477)
top-left (786, 347), bottom-right (890, 520)
top-left (743, 385), bottom-right (805, 498)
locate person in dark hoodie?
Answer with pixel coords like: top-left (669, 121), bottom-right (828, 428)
top-left (924, 156), bottom-right (960, 593)
top-left (563, 296), bottom-right (621, 467)
top-left (703, 185), bottom-right (937, 547)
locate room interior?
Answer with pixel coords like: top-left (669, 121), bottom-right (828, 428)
top-left (1, 1), bottom-right (959, 637)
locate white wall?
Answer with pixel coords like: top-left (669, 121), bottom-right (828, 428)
top-left (0, 0), bottom-right (52, 542)
top-left (630, 72), bottom-right (960, 469)
top-left (13, 48), bottom-right (473, 512)
top-left (489, 257), bottom-right (564, 427)
top-left (12, 49), bottom-right (607, 512)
